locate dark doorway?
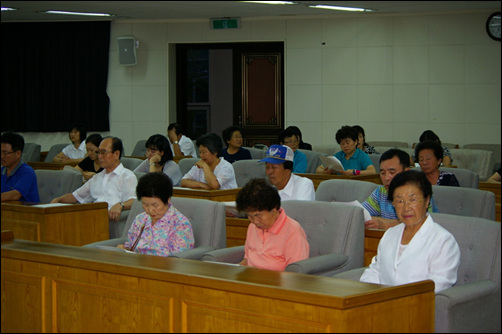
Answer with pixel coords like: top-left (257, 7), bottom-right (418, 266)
top-left (176, 42), bottom-right (284, 147)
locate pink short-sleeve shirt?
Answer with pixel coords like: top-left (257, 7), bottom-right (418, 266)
top-left (244, 208), bottom-right (309, 271)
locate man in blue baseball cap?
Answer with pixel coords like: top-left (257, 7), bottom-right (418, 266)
top-left (260, 145), bottom-right (315, 201)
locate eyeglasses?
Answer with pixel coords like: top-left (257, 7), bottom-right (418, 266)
top-left (393, 198), bottom-right (425, 208)
top-left (97, 150), bottom-right (113, 155)
top-left (283, 139), bottom-right (298, 145)
top-left (1, 151), bottom-right (16, 156)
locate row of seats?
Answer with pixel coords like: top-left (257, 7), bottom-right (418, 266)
top-left (82, 194), bottom-right (500, 334)
top-left (32, 167), bottom-right (500, 333)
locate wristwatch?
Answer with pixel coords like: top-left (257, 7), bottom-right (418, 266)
top-left (174, 140), bottom-right (179, 144)
top-left (149, 162), bottom-right (156, 166)
top-left (119, 202), bottom-right (125, 209)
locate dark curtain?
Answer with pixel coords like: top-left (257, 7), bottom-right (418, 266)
top-left (2, 21), bottom-right (111, 132)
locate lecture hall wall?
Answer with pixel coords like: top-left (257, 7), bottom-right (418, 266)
top-left (19, 10), bottom-right (501, 155)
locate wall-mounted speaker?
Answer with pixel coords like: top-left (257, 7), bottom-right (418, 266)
top-left (117, 37), bottom-right (137, 66)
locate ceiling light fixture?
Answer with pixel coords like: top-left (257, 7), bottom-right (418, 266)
top-left (308, 4), bottom-right (374, 12)
top-left (1, 7), bottom-right (18, 11)
top-left (240, 1), bottom-right (298, 5)
top-left (41, 10), bottom-right (114, 17)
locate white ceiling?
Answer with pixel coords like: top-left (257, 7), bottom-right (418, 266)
top-left (1, 1), bottom-right (500, 22)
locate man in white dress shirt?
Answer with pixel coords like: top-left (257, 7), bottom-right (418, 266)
top-left (260, 145), bottom-right (315, 201)
top-left (51, 137), bottom-right (138, 237)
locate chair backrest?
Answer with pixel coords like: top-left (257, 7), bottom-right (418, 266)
top-left (133, 171), bottom-right (146, 180)
top-left (441, 167), bottom-right (479, 188)
top-left (463, 143), bottom-right (501, 175)
top-left (297, 149), bottom-right (327, 173)
top-left (368, 153), bottom-right (381, 171)
top-left (232, 159), bottom-right (266, 187)
top-left (131, 140), bottom-right (147, 157)
top-left (367, 141), bottom-right (408, 148)
top-left (243, 147), bottom-right (267, 160)
top-left (44, 143), bottom-right (68, 162)
top-left (448, 149), bottom-right (493, 181)
top-left (281, 200), bottom-right (365, 274)
top-left (431, 185), bottom-right (496, 220)
top-left (411, 166), bottom-right (479, 189)
top-left (178, 157), bottom-right (199, 175)
top-left (35, 169), bottom-right (83, 203)
top-left (120, 157), bottom-right (143, 171)
top-left (171, 197), bottom-right (226, 249)
top-left (21, 143), bottom-right (41, 163)
top-left (431, 212), bottom-right (501, 286)
top-left (315, 179), bottom-right (379, 203)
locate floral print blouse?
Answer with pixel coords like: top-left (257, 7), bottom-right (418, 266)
top-left (124, 203), bottom-right (194, 257)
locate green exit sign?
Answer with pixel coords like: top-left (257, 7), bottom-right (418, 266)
top-left (211, 18), bottom-right (241, 30)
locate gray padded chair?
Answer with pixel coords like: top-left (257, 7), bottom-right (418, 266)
top-left (463, 143), bottom-right (501, 175)
top-left (202, 200), bottom-right (365, 276)
top-left (432, 185), bottom-right (496, 220)
top-left (297, 149), bottom-right (327, 174)
top-left (120, 157), bottom-right (143, 171)
top-left (333, 213), bottom-right (501, 333)
top-left (315, 179), bottom-right (379, 203)
top-left (232, 159), bottom-right (265, 187)
top-left (35, 169), bottom-right (84, 203)
top-left (131, 140), bottom-right (147, 157)
top-left (84, 197), bottom-right (226, 260)
top-left (368, 153), bottom-right (382, 172)
top-left (367, 141), bottom-right (408, 148)
top-left (178, 157), bottom-right (199, 175)
top-left (44, 143), bottom-right (68, 162)
top-left (243, 147), bottom-right (267, 160)
top-left (21, 143), bottom-right (41, 163)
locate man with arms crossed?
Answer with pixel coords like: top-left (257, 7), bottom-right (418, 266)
top-left (52, 137), bottom-right (137, 237)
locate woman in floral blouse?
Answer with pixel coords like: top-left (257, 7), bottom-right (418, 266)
top-left (119, 172), bottom-right (194, 256)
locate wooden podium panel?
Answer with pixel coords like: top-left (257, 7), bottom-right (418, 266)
top-left (1, 237), bottom-right (434, 333)
top-left (27, 161), bottom-right (68, 170)
top-left (297, 173), bottom-right (382, 190)
top-left (173, 187), bottom-right (241, 202)
top-left (1, 202), bottom-right (109, 246)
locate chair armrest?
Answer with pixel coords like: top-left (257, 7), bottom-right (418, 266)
top-left (82, 237), bottom-right (127, 248)
top-left (436, 279), bottom-right (499, 306)
top-left (286, 253), bottom-right (349, 275)
top-left (332, 267), bottom-right (366, 281)
top-left (201, 246), bottom-right (245, 264)
top-left (169, 246), bottom-right (215, 260)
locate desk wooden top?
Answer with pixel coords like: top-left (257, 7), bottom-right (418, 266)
top-left (27, 161), bottom-right (74, 170)
top-left (173, 187), bottom-right (241, 202)
top-left (296, 173), bottom-right (382, 189)
top-left (1, 201), bottom-right (108, 214)
top-left (1, 236), bottom-right (434, 310)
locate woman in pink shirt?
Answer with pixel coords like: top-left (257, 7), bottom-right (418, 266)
top-left (236, 178), bottom-right (309, 271)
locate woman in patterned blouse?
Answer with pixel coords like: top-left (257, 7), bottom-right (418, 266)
top-left (118, 172), bottom-right (194, 257)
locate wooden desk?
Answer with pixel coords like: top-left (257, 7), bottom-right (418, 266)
top-left (1, 236), bottom-right (434, 333)
top-left (297, 173), bottom-right (382, 190)
top-left (1, 202), bottom-right (109, 246)
top-left (226, 216), bottom-right (384, 266)
top-left (173, 187), bottom-right (241, 202)
top-left (479, 181), bottom-right (501, 222)
top-left (27, 161), bottom-right (70, 170)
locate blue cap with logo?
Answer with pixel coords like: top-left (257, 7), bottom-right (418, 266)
top-left (259, 145), bottom-right (294, 164)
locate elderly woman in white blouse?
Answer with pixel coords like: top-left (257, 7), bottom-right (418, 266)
top-left (360, 170), bottom-right (460, 293)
